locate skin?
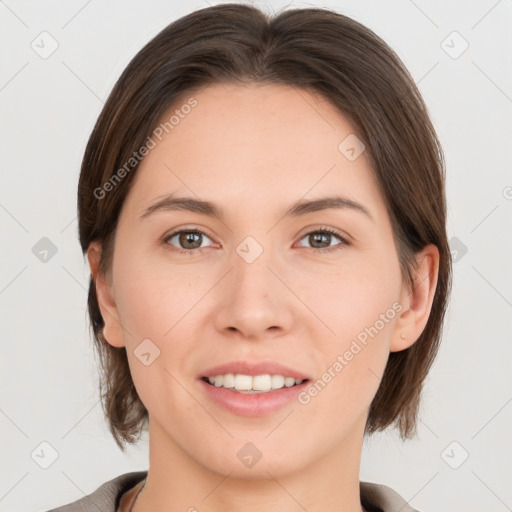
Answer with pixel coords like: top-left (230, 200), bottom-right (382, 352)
top-left (88, 83), bottom-right (439, 512)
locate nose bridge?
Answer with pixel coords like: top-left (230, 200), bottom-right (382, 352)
top-left (234, 236), bottom-right (274, 296)
top-left (213, 234), bottom-right (293, 338)
top-left (232, 233), bottom-right (279, 309)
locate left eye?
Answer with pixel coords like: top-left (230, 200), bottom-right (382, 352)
top-left (297, 229), bottom-right (346, 251)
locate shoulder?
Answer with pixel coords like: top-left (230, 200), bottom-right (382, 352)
top-left (360, 480), bottom-right (422, 512)
top-left (44, 471), bottom-right (148, 512)
top-left (44, 473), bottom-right (420, 512)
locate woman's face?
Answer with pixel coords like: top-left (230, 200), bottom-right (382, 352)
top-left (92, 83), bottom-right (416, 477)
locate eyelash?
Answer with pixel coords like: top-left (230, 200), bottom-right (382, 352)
top-left (162, 227), bottom-right (349, 255)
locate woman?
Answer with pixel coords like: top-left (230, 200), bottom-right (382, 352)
top-left (48, 3), bottom-right (451, 511)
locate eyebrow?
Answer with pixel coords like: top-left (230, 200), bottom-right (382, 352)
top-left (140, 194), bottom-right (373, 222)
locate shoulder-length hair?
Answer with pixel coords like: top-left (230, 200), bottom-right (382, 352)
top-left (78, 3), bottom-right (452, 451)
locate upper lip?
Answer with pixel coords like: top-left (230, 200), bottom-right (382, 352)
top-left (200, 360), bottom-right (311, 381)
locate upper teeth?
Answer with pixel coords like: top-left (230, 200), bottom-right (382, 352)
top-left (207, 374), bottom-right (305, 393)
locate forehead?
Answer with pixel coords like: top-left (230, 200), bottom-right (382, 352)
top-left (170, 82), bottom-right (358, 154)
top-left (123, 83), bottom-right (384, 222)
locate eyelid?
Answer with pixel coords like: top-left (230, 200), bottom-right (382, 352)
top-left (296, 224), bottom-right (350, 243)
top-left (163, 224), bottom-right (215, 238)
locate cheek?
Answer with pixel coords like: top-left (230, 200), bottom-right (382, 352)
top-left (296, 253), bottom-right (401, 338)
top-left (112, 248), bottom-right (199, 342)
top-left (112, 255), bottom-right (200, 412)
top-left (296, 259), bottom-right (400, 411)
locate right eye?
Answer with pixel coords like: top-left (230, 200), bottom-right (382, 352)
top-left (163, 229), bottom-right (215, 255)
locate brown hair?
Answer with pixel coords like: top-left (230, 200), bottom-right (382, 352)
top-left (78, 3), bottom-right (452, 451)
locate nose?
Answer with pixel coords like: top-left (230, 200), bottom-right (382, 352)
top-left (212, 245), bottom-right (295, 341)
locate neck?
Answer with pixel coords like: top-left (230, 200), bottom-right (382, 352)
top-left (134, 414), bottom-right (367, 512)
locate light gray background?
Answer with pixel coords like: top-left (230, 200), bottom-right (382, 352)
top-left (1, 1), bottom-right (511, 511)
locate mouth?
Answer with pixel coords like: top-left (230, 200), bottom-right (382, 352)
top-left (197, 362), bottom-right (312, 416)
top-left (200, 374), bottom-right (310, 394)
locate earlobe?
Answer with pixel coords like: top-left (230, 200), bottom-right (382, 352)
top-left (86, 241), bottom-right (126, 348)
top-left (391, 244), bottom-right (439, 352)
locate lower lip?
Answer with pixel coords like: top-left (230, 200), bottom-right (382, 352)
top-left (198, 378), bottom-right (309, 417)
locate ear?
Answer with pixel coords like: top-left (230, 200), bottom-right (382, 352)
top-left (87, 241), bottom-right (126, 348)
top-left (391, 244), bottom-right (439, 352)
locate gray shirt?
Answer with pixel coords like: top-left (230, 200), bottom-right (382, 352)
top-left (45, 471), bottom-right (421, 512)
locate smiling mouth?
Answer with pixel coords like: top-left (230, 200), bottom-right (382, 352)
top-left (200, 375), bottom-right (310, 394)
